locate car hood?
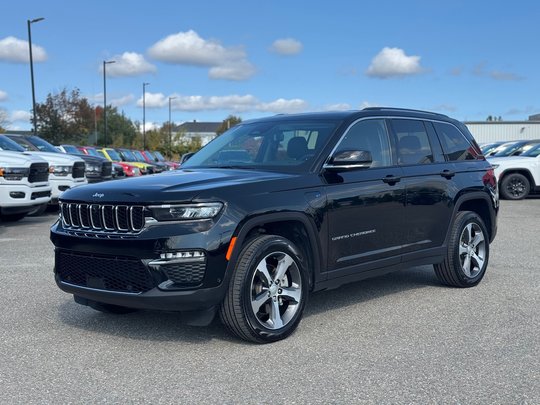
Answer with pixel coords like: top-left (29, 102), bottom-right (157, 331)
top-left (488, 156), bottom-right (537, 165)
top-left (0, 150), bottom-right (47, 166)
top-left (60, 168), bottom-right (302, 204)
top-left (24, 151), bottom-right (84, 165)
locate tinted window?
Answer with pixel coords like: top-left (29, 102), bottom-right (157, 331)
top-left (335, 119), bottom-right (392, 167)
top-left (0, 135), bottom-right (25, 152)
top-left (433, 122), bottom-right (475, 161)
top-left (392, 119), bottom-right (434, 165)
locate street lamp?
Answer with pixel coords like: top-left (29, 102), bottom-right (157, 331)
top-left (103, 60), bottom-right (115, 146)
top-left (27, 17), bottom-right (44, 135)
top-left (168, 96), bottom-right (177, 157)
top-left (143, 82), bottom-right (150, 149)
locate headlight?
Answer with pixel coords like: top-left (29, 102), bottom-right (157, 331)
top-left (50, 165), bottom-right (73, 176)
top-left (148, 202), bottom-right (223, 221)
top-left (0, 167), bottom-right (30, 180)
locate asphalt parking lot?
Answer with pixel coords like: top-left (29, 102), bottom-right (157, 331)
top-left (1, 200), bottom-right (539, 404)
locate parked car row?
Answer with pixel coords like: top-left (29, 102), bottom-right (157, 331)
top-left (480, 139), bottom-right (540, 200)
top-left (0, 133), bottom-right (180, 221)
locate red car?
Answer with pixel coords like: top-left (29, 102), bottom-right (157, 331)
top-left (78, 146), bottom-right (141, 177)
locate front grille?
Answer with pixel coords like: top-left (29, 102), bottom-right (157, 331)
top-left (162, 261), bottom-right (206, 286)
top-left (28, 162), bottom-right (49, 183)
top-left (72, 162), bottom-right (85, 178)
top-left (31, 190), bottom-right (51, 200)
top-left (60, 203), bottom-right (145, 233)
top-left (56, 250), bottom-right (155, 293)
top-left (101, 162), bottom-right (112, 178)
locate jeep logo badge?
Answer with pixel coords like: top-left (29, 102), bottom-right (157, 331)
top-left (92, 193), bottom-right (104, 198)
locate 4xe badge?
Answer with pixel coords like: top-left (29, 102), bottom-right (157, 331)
top-left (92, 193), bottom-right (104, 198)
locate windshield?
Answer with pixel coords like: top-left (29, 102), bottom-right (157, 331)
top-left (106, 149), bottom-right (122, 161)
top-left (521, 144), bottom-right (540, 157)
top-left (154, 151), bottom-right (165, 161)
top-left (491, 142), bottom-right (525, 157)
top-left (86, 148), bottom-right (100, 157)
top-left (26, 135), bottom-right (60, 153)
top-left (133, 150), bottom-right (146, 162)
top-left (0, 135), bottom-right (26, 152)
top-left (182, 120), bottom-right (338, 171)
top-left (119, 149), bottom-right (136, 161)
top-left (62, 145), bottom-right (80, 154)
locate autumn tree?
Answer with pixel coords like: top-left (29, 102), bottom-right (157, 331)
top-left (216, 115), bottom-right (242, 135)
top-left (35, 87), bottom-right (95, 145)
top-left (0, 108), bottom-right (8, 132)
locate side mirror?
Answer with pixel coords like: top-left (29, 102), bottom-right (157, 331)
top-left (180, 152), bottom-right (195, 164)
top-left (325, 150), bottom-right (373, 170)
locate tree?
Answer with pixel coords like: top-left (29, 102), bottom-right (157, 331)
top-left (0, 108), bottom-right (8, 132)
top-left (96, 107), bottom-right (138, 147)
top-left (216, 115), bottom-right (242, 135)
top-left (35, 87), bottom-right (95, 145)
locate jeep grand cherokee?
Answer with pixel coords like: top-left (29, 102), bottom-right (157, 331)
top-left (50, 108), bottom-right (498, 343)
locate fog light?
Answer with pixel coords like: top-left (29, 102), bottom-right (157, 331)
top-left (9, 192), bottom-right (25, 199)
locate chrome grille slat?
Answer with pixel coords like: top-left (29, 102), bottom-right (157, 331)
top-left (59, 203), bottom-right (145, 234)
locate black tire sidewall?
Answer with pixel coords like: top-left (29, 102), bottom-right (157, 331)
top-left (451, 212), bottom-right (490, 286)
top-left (239, 236), bottom-right (309, 342)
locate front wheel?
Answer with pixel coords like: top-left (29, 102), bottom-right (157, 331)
top-left (434, 211), bottom-right (490, 287)
top-left (220, 235), bottom-right (309, 343)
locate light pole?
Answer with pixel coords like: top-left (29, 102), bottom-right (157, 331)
top-left (103, 60), bottom-right (115, 146)
top-left (27, 17), bottom-right (44, 135)
top-left (143, 82), bottom-right (150, 149)
top-left (168, 96), bottom-right (177, 157)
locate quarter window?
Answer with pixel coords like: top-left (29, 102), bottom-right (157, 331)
top-left (433, 122), bottom-right (476, 161)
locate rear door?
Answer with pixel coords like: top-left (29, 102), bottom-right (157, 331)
top-left (388, 119), bottom-right (455, 254)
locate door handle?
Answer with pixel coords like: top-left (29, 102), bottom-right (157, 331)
top-left (382, 175), bottom-right (401, 185)
top-left (440, 170), bottom-right (456, 179)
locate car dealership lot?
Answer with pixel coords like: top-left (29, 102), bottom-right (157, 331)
top-left (1, 200), bottom-right (539, 404)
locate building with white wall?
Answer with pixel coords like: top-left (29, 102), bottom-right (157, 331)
top-left (465, 116), bottom-right (540, 143)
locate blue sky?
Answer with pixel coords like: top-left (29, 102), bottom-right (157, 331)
top-left (1, 0), bottom-right (539, 131)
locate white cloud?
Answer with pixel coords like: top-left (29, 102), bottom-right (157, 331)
top-left (139, 92), bottom-right (308, 114)
top-left (270, 38), bottom-right (303, 55)
top-left (366, 47), bottom-right (424, 79)
top-left (0, 36), bottom-right (47, 63)
top-left (110, 94), bottom-right (135, 107)
top-left (0, 90), bottom-right (7, 101)
top-left (101, 52), bottom-right (156, 77)
top-left (148, 30), bottom-right (256, 81)
top-left (324, 103), bottom-right (351, 111)
top-left (138, 121), bottom-right (160, 132)
top-left (472, 63), bottom-right (523, 81)
top-left (10, 110), bottom-right (32, 122)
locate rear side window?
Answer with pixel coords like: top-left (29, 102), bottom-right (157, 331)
top-left (433, 122), bottom-right (476, 161)
top-left (391, 119), bottom-right (434, 165)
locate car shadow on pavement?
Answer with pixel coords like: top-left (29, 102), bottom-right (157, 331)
top-left (57, 265), bottom-right (441, 344)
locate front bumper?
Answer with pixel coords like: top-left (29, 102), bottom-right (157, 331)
top-left (50, 218), bottom-right (232, 312)
top-left (49, 178), bottom-right (88, 202)
top-left (0, 183), bottom-right (52, 211)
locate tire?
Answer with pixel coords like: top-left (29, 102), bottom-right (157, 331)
top-left (28, 203), bottom-right (48, 217)
top-left (434, 211), bottom-right (490, 287)
top-left (219, 235), bottom-right (309, 343)
top-left (1, 213), bottom-right (27, 222)
top-left (500, 173), bottom-right (530, 200)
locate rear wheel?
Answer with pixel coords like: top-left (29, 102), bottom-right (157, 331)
top-left (220, 235), bottom-right (308, 343)
top-left (500, 173), bottom-right (530, 200)
top-left (434, 211), bottom-right (489, 287)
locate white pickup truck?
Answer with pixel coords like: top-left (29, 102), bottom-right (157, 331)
top-left (1, 134), bottom-right (87, 204)
top-left (0, 150), bottom-right (52, 221)
top-left (488, 143), bottom-right (540, 200)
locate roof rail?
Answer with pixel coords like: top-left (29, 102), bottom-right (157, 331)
top-left (362, 107), bottom-right (449, 118)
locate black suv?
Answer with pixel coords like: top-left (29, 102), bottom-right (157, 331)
top-left (51, 108), bottom-right (498, 343)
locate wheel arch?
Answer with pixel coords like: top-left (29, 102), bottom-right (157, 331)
top-left (226, 212), bottom-right (323, 289)
top-left (452, 192), bottom-right (497, 243)
top-left (498, 168), bottom-right (536, 188)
